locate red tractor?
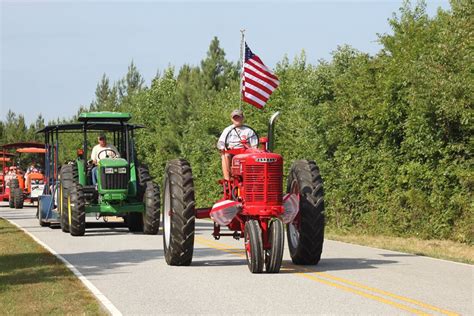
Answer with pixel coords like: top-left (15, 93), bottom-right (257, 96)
top-left (162, 112), bottom-right (325, 273)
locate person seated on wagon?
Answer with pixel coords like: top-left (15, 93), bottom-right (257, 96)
top-left (217, 109), bottom-right (257, 180)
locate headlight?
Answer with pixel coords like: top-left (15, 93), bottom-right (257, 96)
top-left (104, 168), bottom-right (114, 174)
top-left (118, 167), bottom-right (127, 174)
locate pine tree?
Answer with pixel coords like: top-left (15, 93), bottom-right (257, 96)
top-left (118, 61), bottom-right (145, 99)
top-left (93, 74), bottom-right (112, 111)
top-left (200, 36), bottom-right (238, 91)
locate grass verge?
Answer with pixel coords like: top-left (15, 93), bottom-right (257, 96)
top-left (326, 230), bottom-right (473, 264)
top-left (0, 218), bottom-right (107, 315)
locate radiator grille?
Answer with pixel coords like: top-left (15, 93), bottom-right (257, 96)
top-left (100, 167), bottom-right (128, 190)
top-left (244, 162), bottom-right (282, 203)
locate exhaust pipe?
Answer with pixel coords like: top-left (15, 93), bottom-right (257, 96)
top-left (267, 111), bottom-right (280, 152)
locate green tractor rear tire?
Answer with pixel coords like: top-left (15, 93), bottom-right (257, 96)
top-left (143, 182), bottom-right (160, 234)
top-left (61, 164), bottom-right (79, 234)
top-left (60, 182), bottom-right (70, 233)
top-left (130, 164), bottom-right (160, 235)
top-left (59, 165), bottom-right (74, 233)
top-left (127, 212), bottom-right (143, 232)
top-left (68, 184), bottom-right (86, 236)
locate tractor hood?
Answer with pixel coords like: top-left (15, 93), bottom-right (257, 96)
top-left (97, 158), bottom-right (129, 197)
top-left (98, 158), bottom-right (128, 168)
top-left (233, 151), bottom-right (283, 165)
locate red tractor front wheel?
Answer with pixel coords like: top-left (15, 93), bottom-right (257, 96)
top-left (265, 218), bottom-right (284, 273)
top-left (244, 220), bottom-right (264, 273)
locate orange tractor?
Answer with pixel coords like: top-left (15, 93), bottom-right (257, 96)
top-left (1, 142), bottom-right (46, 208)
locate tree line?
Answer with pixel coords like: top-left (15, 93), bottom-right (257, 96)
top-left (1, 1), bottom-right (471, 243)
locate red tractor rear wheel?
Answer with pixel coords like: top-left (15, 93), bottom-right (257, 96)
top-left (265, 218), bottom-right (284, 273)
top-left (286, 160), bottom-right (325, 265)
top-left (162, 159), bottom-right (195, 266)
top-left (244, 219), bottom-right (264, 273)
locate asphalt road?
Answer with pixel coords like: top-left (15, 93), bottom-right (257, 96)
top-left (1, 204), bottom-right (472, 315)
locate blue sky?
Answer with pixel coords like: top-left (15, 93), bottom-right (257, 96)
top-left (1, 0), bottom-right (450, 124)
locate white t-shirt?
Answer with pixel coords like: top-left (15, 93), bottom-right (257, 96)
top-left (217, 125), bottom-right (258, 150)
top-left (91, 144), bottom-right (120, 163)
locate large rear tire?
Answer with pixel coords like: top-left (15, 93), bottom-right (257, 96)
top-left (8, 179), bottom-right (18, 208)
top-left (13, 188), bottom-right (24, 209)
top-left (127, 212), bottom-right (143, 232)
top-left (286, 160), bottom-right (325, 265)
top-left (137, 164), bottom-right (160, 235)
top-left (162, 159), bottom-right (195, 266)
top-left (265, 219), bottom-right (284, 273)
top-left (8, 194), bottom-right (14, 208)
top-left (244, 220), bottom-right (264, 273)
top-left (143, 182), bottom-right (160, 234)
top-left (68, 184), bottom-right (86, 236)
top-left (59, 165), bottom-right (73, 233)
top-left (60, 182), bottom-right (70, 232)
top-left (9, 178), bottom-right (18, 208)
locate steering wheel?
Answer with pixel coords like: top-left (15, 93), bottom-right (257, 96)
top-left (224, 125), bottom-right (259, 150)
top-left (97, 148), bottom-right (119, 160)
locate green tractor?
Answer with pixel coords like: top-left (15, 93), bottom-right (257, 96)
top-left (37, 112), bottom-right (160, 236)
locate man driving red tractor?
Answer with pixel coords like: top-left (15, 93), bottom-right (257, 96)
top-left (217, 109), bottom-right (258, 180)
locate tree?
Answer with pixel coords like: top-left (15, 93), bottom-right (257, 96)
top-left (118, 61), bottom-right (145, 99)
top-left (200, 36), bottom-right (239, 91)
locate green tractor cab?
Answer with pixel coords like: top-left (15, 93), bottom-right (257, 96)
top-left (36, 112), bottom-right (160, 236)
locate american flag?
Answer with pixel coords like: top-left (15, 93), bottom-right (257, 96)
top-left (242, 43), bottom-right (279, 109)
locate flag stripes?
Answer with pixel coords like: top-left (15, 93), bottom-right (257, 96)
top-left (242, 42), bottom-right (279, 109)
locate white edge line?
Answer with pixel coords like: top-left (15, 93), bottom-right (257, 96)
top-left (3, 217), bottom-right (123, 316)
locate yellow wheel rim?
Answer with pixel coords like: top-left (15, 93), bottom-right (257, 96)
top-left (68, 195), bottom-right (72, 226)
top-left (59, 184), bottom-right (63, 215)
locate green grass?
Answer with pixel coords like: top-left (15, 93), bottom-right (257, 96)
top-left (0, 218), bottom-right (107, 315)
top-left (326, 229), bottom-right (474, 265)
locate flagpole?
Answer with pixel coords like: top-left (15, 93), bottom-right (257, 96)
top-left (239, 29), bottom-right (245, 110)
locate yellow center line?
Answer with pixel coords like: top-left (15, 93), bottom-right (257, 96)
top-left (295, 272), bottom-right (430, 316)
top-left (195, 235), bottom-right (459, 316)
top-left (311, 270), bottom-right (459, 316)
top-left (196, 237), bottom-right (427, 315)
top-left (195, 236), bottom-right (246, 258)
